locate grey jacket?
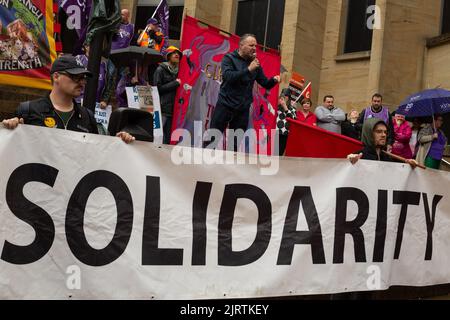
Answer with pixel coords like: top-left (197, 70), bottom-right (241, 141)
top-left (315, 105), bottom-right (346, 134)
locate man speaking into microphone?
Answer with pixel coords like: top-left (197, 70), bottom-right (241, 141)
top-left (206, 34), bottom-right (280, 151)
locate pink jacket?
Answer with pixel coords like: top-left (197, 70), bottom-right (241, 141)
top-left (392, 120), bottom-right (413, 159)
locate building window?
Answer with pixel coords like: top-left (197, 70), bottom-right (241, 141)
top-left (442, 0), bottom-right (450, 34)
top-left (343, 0), bottom-right (375, 53)
top-left (235, 0), bottom-right (285, 50)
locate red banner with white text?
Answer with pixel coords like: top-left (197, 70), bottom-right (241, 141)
top-left (172, 16), bottom-right (280, 154)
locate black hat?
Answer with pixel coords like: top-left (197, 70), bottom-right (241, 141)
top-left (50, 55), bottom-right (93, 77)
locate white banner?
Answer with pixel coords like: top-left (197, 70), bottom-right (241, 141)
top-left (1, 125), bottom-right (450, 299)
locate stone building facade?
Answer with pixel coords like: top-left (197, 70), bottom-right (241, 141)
top-left (2, 0), bottom-right (450, 118)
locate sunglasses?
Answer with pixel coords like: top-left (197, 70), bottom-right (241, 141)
top-left (59, 72), bottom-right (88, 82)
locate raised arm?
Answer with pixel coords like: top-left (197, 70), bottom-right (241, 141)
top-left (255, 67), bottom-right (278, 90)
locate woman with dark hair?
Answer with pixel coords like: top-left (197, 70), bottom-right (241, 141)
top-left (416, 114), bottom-right (448, 169)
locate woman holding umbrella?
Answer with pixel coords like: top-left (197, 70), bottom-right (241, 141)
top-left (396, 88), bottom-right (450, 169)
top-left (416, 115), bottom-right (447, 169)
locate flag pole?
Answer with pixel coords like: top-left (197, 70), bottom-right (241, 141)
top-left (382, 151), bottom-right (426, 169)
top-left (152, 0), bottom-right (163, 19)
top-left (263, 0), bottom-right (271, 49)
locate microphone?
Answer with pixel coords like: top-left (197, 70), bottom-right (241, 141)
top-left (251, 53), bottom-right (260, 69)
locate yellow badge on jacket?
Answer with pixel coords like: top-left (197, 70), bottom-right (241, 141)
top-left (44, 117), bottom-right (56, 128)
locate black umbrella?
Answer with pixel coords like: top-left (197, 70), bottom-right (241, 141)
top-left (109, 46), bottom-right (164, 68)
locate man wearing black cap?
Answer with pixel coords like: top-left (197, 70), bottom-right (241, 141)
top-left (2, 55), bottom-right (135, 143)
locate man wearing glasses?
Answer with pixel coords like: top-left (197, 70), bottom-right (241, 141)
top-left (2, 55), bottom-right (134, 143)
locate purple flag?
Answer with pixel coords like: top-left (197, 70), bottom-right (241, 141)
top-left (152, 0), bottom-right (169, 53)
top-left (58, 0), bottom-right (92, 54)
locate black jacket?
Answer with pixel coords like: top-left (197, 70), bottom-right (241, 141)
top-left (217, 50), bottom-right (277, 111)
top-left (341, 120), bottom-right (360, 140)
top-left (356, 108), bottom-right (395, 145)
top-left (358, 145), bottom-right (403, 163)
top-left (359, 146), bottom-right (392, 161)
top-left (16, 96), bottom-right (98, 134)
top-left (153, 63), bottom-right (180, 116)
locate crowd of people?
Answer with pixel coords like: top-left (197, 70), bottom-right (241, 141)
top-left (66, 8), bottom-right (180, 116)
top-left (277, 89), bottom-right (448, 170)
top-left (1, 12), bottom-right (448, 171)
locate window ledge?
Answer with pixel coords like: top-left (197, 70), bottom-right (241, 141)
top-left (427, 33), bottom-right (450, 49)
top-left (335, 51), bottom-right (371, 62)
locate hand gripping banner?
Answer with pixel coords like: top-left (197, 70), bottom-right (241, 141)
top-left (0, 0), bottom-right (56, 90)
top-left (1, 125), bottom-right (450, 299)
top-left (172, 16), bottom-right (281, 154)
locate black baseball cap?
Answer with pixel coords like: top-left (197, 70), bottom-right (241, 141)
top-left (50, 55), bottom-right (93, 77)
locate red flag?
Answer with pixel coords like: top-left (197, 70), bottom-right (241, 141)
top-left (294, 81), bottom-right (312, 104)
top-left (285, 119), bottom-right (363, 158)
top-left (302, 81), bottom-right (312, 100)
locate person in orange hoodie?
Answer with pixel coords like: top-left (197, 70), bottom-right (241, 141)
top-left (137, 18), bottom-right (165, 52)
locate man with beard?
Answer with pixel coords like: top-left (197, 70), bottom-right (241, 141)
top-left (2, 55), bottom-right (134, 143)
top-left (356, 93), bottom-right (394, 150)
top-left (206, 34), bottom-right (280, 151)
top-left (338, 118), bottom-right (417, 300)
top-left (348, 118), bottom-right (417, 166)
